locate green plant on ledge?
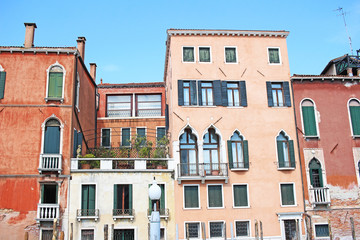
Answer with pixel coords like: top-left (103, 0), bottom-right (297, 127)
top-left (130, 135), bottom-right (153, 158)
top-left (78, 153), bottom-right (100, 169)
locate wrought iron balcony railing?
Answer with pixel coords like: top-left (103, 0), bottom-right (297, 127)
top-left (36, 204), bottom-right (59, 222)
top-left (278, 161), bottom-right (295, 169)
top-left (113, 209), bottom-right (135, 221)
top-left (38, 154), bottom-right (62, 174)
top-left (76, 209), bottom-right (99, 221)
top-left (309, 187), bottom-right (331, 207)
top-left (147, 208), bottom-right (169, 220)
top-left (177, 163), bottom-right (228, 183)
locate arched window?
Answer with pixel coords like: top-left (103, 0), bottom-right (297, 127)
top-left (44, 119), bottom-right (61, 154)
top-left (227, 131), bottom-right (249, 169)
top-left (0, 64), bottom-right (6, 99)
top-left (179, 128), bottom-right (198, 176)
top-left (47, 65), bottom-right (64, 99)
top-left (203, 128), bottom-right (220, 175)
top-left (276, 131), bottom-right (295, 168)
top-left (349, 99), bottom-right (360, 136)
top-left (301, 99), bottom-right (318, 137)
top-left (309, 158), bottom-right (323, 188)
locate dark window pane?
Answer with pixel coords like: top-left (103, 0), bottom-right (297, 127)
top-left (269, 48), bottom-right (280, 63)
top-left (183, 47), bottom-right (194, 62)
top-left (210, 222), bottom-right (223, 238)
top-left (225, 47), bottom-right (237, 63)
top-left (184, 186), bottom-right (199, 208)
top-left (281, 184), bottom-right (295, 205)
top-left (102, 129), bottom-right (110, 147)
top-left (186, 223), bottom-right (199, 238)
top-left (208, 185), bottom-right (222, 207)
top-left (235, 221), bottom-right (249, 236)
top-left (233, 185), bottom-right (248, 207)
top-left (315, 224), bottom-right (329, 237)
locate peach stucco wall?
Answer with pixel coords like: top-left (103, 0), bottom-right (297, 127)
top-left (165, 33), bottom-right (304, 238)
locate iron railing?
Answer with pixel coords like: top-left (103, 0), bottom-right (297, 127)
top-left (87, 146), bottom-right (168, 159)
top-left (147, 208), bottom-right (169, 218)
top-left (229, 161), bottom-right (249, 169)
top-left (113, 209), bottom-right (134, 216)
top-left (77, 209), bottom-right (99, 217)
top-left (37, 204), bottom-right (59, 221)
top-left (38, 154), bottom-right (62, 173)
top-left (278, 161), bottom-right (295, 169)
top-left (137, 109), bottom-right (161, 117)
top-left (177, 163), bottom-right (228, 177)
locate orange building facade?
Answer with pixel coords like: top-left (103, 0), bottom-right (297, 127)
top-left (292, 55), bottom-right (360, 239)
top-left (164, 29), bottom-right (305, 239)
top-left (0, 23), bottom-right (97, 240)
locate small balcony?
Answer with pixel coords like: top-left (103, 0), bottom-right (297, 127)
top-left (76, 209), bottom-right (99, 221)
top-left (277, 161), bottom-right (295, 170)
top-left (147, 208), bottom-right (169, 221)
top-left (36, 204), bottom-right (59, 223)
top-left (309, 187), bottom-right (331, 207)
top-left (177, 163), bottom-right (228, 184)
top-left (113, 209), bottom-right (135, 221)
top-left (38, 154), bottom-right (62, 174)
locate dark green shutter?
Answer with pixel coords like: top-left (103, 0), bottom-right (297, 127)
top-left (114, 184), bottom-right (118, 209)
top-left (266, 82), bottom-right (274, 107)
top-left (190, 80), bottom-right (197, 105)
top-left (73, 130), bottom-right (78, 158)
top-left (148, 184), bottom-right (152, 210)
top-left (129, 184), bottom-right (132, 211)
top-left (213, 80), bottom-right (222, 106)
top-left (197, 81), bottom-right (202, 105)
top-left (0, 72), bottom-right (6, 99)
top-left (55, 185), bottom-right (58, 204)
top-left (44, 126), bottom-right (60, 154)
top-left (48, 72), bottom-right (63, 98)
top-left (289, 140), bottom-right (295, 168)
top-left (281, 184), bottom-right (294, 205)
top-left (55, 73), bottom-right (63, 98)
top-left (185, 186), bottom-right (199, 208)
top-left (77, 132), bottom-right (83, 151)
top-left (165, 104), bottom-right (169, 131)
top-left (41, 185), bottom-right (45, 203)
top-left (160, 185), bottom-right (165, 209)
top-left (283, 82), bottom-right (291, 107)
top-left (318, 168), bottom-right (323, 187)
top-left (227, 140), bottom-right (233, 169)
top-left (122, 128), bottom-right (130, 147)
top-left (178, 80), bottom-right (184, 106)
top-left (234, 185), bottom-right (248, 207)
top-left (302, 106), bottom-right (317, 136)
top-left (88, 185), bottom-right (95, 210)
top-left (243, 140), bottom-right (249, 168)
top-left (82, 185), bottom-right (89, 209)
top-left (277, 141), bottom-right (284, 167)
top-left (350, 106), bottom-right (360, 135)
top-left (240, 81), bottom-right (247, 107)
top-left (221, 81), bottom-right (228, 106)
top-left (208, 185), bottom-right (222, 207)
top-left (48, 73), bottom-right (56, 97)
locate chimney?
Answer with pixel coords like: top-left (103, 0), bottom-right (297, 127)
top-left (24, 23), bottom-right (37, 48)
top-left (90, 63), bottom-right (97, 81)
top-left (347, 68), bottom-right (353, 77)
top-left (77, 37), bottom-right (86, 61)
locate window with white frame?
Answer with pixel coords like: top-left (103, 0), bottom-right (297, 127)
top-left (209, 221), bottom-right (224, 238)
top-left (156, 127), bottom-right (166, 144)
top-left (136, 94), bottom-right (162, 117)
top-left (101, 129), bottom-right (110, 147)
top-left (44, 119), bottom-right (61, 154)
top-left (315, 224), bottom-right (330, 237)
top-left (301, 99), bottom-right (318, 137)
top-left (107, 95), bottom-right (132, 117)
top-left (208, 184), bottom-right (223, 208)
top-left (225, 47), bottom-right (237, 63)
top-left (200, 82), bottom-right (214, 106)
top-left (41, 229), bottom-right (53, 240)
top-left (203, 128), bottom-right (220, 175)
top-left (349, 99), bottom-right (360, 136)
top-left (0, 65), bottom-right (6, 99)
top-left (185, 222), bottom-right (200, 239)
top-left (276, 131), bottom-right (295, 169)
top-left (81, 229), bottom-right (94, 240)
top-left (81, 185), bottom-right (96, 216)
top-left (199, 47), bottom-right (211, 63)
top-left (228, 131), bottom-right (249, 169)
top-left (233, 184), bottom-right (248, 207)
top-left (268, 47), bottom-right (281, 64)
top-left (280, 183), bottom-right (295, 206)
top-left (179, 128), bottom-right (198, 176)
top-left (183, 47), bottom-right (195, 62)
top-left (266, 82), bottom-right (291, 107)
top-left (121, 128), bottom-right (131, 147)
top-left (184, 185), bottom-right (199, 209)
top-left (47, 65), bottom-right (64, 99)
top-left (235, 221), bottom-right (250, 237)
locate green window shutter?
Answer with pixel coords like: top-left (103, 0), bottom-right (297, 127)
top-left (318, 168), bottom-right (323, 187)
top-left (122, 128), bottom-right (130, 147)
top-left (240, 81), bottom-right (247, 107)
top-left (88, 185), bottom-right (95, 210)
top-left (0, 72), bottom-right (6, 99)
top-left (234, 185), bottom-right (248, 207)
top-left (197, 81), bottom-right (203, 105)
top-left (102, 129), bottom-right (110, 147)
top-left (277, 141), bottom-right (285, 167)
top-left (160, 185), bottom-right (165, 209)
top-left (185, 186), bottom-right (199, 208)
top-left (178, 80), bottom-right (184, 106)
top-left (48, 72), bottom-right (63, 98)
top-left (283, 82), bottom-right (291, 107)
top-left (289, 140), bottom-right (295, 168)
top-left (73, 130), bottom-right (78, 158)
top-left (213, 80), bottom-right (222, 106)
top-left (208, 185), bottom-right (222, 207)
top-left (227, 140), bottom-right (233, 169)
top-left (82, 185), bottom-right (89, 209)
top-left (114, 184), bottom-right (118, 209)
top-left (350, 106), bottom-right (360, 135)
top-left (44, 126), bottom-right (60, 154)
top-left (266, 82), bottom-right (274, 107)
top-left (148, 184), bottom-right (152, 210)
top-left (190, 80), bottom-right (197, 105)
top-left (309, 169), bottom-right (314, 186)
top-left (41, 185), bottom-right (45, 203)
top-left (55, 73), bottom-right (63, 98)
top-left (243, 140), bottom-right (249, 168)
top-left (281, 184), bottom-right (294, 205)
top-left (221, 81), bottom-right (228, 106)
top-left (129, 184), bottom-right (132, 211)
top-left (55, 185), bottom-right (58, 204)
top-left (302, 106), bottom-right (317, 136)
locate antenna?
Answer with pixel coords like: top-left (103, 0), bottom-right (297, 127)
top-left (334, 7), bottom-right (353, 55)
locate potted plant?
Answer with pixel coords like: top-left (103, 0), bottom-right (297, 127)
top-left (79, 153), bottom-right (100, 169)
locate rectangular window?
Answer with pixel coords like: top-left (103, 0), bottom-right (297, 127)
top-left (225, 47), bottom-right (237, 63)
top-left (315, 224), bottom-right (330, 237)
top-left (48, 72), bottom-right (63, 98)
top-left (178, 80), bottom-right (197, 106)
top-left (81, 185), bottom-right (96, 216)
top-left (107, 95), bottom-right (132, 117)
top-left (199, 47), bottom-right (211, 62)
top-left (208, 185), bottom-right (223, 208)
top-left (41, 230), bottom-right (53, 240)
top-left (136, 94), bottom-right (162, 117)
top-left (268, 47), bottom-right (280, 64)
top-left (227, 82), bottom-right (240, 106)
top-left (266, 82), bottom-right (291, 107)
top-left (121, 128), bottom-right (131, 147)
top-left (41, 184), bottom-right (58, 204)
top-left (0, 71), bottom-right (6, 99)
top-left (209, 222), bottom-right (224, 238)
top-left (222, 81), bottom-right (247, 107)
top-left (81, 229), bottom-right (94, 240)
top-left (185, 222), bottom-right (200, 239)
top-left (280, 183), bottom-right (295, 206)
top-left (302, 104), bottom-right (318, 136)
top-left (284, 220), bottom-right (297, 240)
top-left (101, 129), bottom-right (110, 147)
top-left (114, 184), bottom-right (132, 215)
top-left (235, 221), bottom-right (250, 237)
top-left (137, 128), bottom-right (146, 146)
top-left (183, 47), bottom-right (195, 62)
top-left (114, 229), bottom-right (134, 240)
top-left (233, 185), bottom-right (248, 207)
top-left (157, 127), bottom-right (166, 143)
top-left (184, 185), bottom-right (199, 209)
top-left (200, 82), bottom-right (214, 106)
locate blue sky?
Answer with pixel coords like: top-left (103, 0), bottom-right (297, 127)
top-left (1, 0), bottom-right (360, 84)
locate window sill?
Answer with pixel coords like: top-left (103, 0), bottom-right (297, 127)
top-left (277, 167), bottom-right (295, 171)
top-left (181, 105), bottom-right (217, 108)
top-left (269, 106), bottom-right (289, 108)
top-left (280, 204), bottom-right (297, 208)
top-left (226, 106), bottom-right (245, 109)
top-left (352, 135), bottom-right (360, 139)
top-left (224, 62), bottom-right (238, 64)
top-left (268, 63), bottom-right (282, 65)
top-left (233, 206), bottom-right (250, 209)
top-left (304, 135), bottom-right (319, 139)
top-left (45, 97), bottom-right (64, 103)
top-left (230, 168), bottom-right (249, 171)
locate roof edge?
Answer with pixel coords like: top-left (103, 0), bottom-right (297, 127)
top-left (167, 29), bottom-right (289, 38)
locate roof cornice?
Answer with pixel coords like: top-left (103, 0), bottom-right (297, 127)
top-left (0, 47), bottom-right (78, 55)
top-left (291, 75), bottom-right (360, 82)
top-left (167, 29), bottom-right (289, 38)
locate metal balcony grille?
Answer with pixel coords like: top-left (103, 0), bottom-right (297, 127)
top-left (178, 163), bottom-right (228, 177)
top-left (113, 209), bottom-right (134, 216)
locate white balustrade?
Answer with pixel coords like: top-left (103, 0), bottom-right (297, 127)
top-left (310, 187), bottom-right (330, 206)
top-left (39, 154), bottom-right (62, 174)
top-left (37, 204), bottom-right (59, 221)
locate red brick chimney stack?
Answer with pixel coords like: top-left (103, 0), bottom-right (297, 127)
top-left (24, 23), bottom-right (37, 48)
top-left (77, 37), bottom-right (86, 61)
top-left (90, 63), bottom-right (97, 81)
